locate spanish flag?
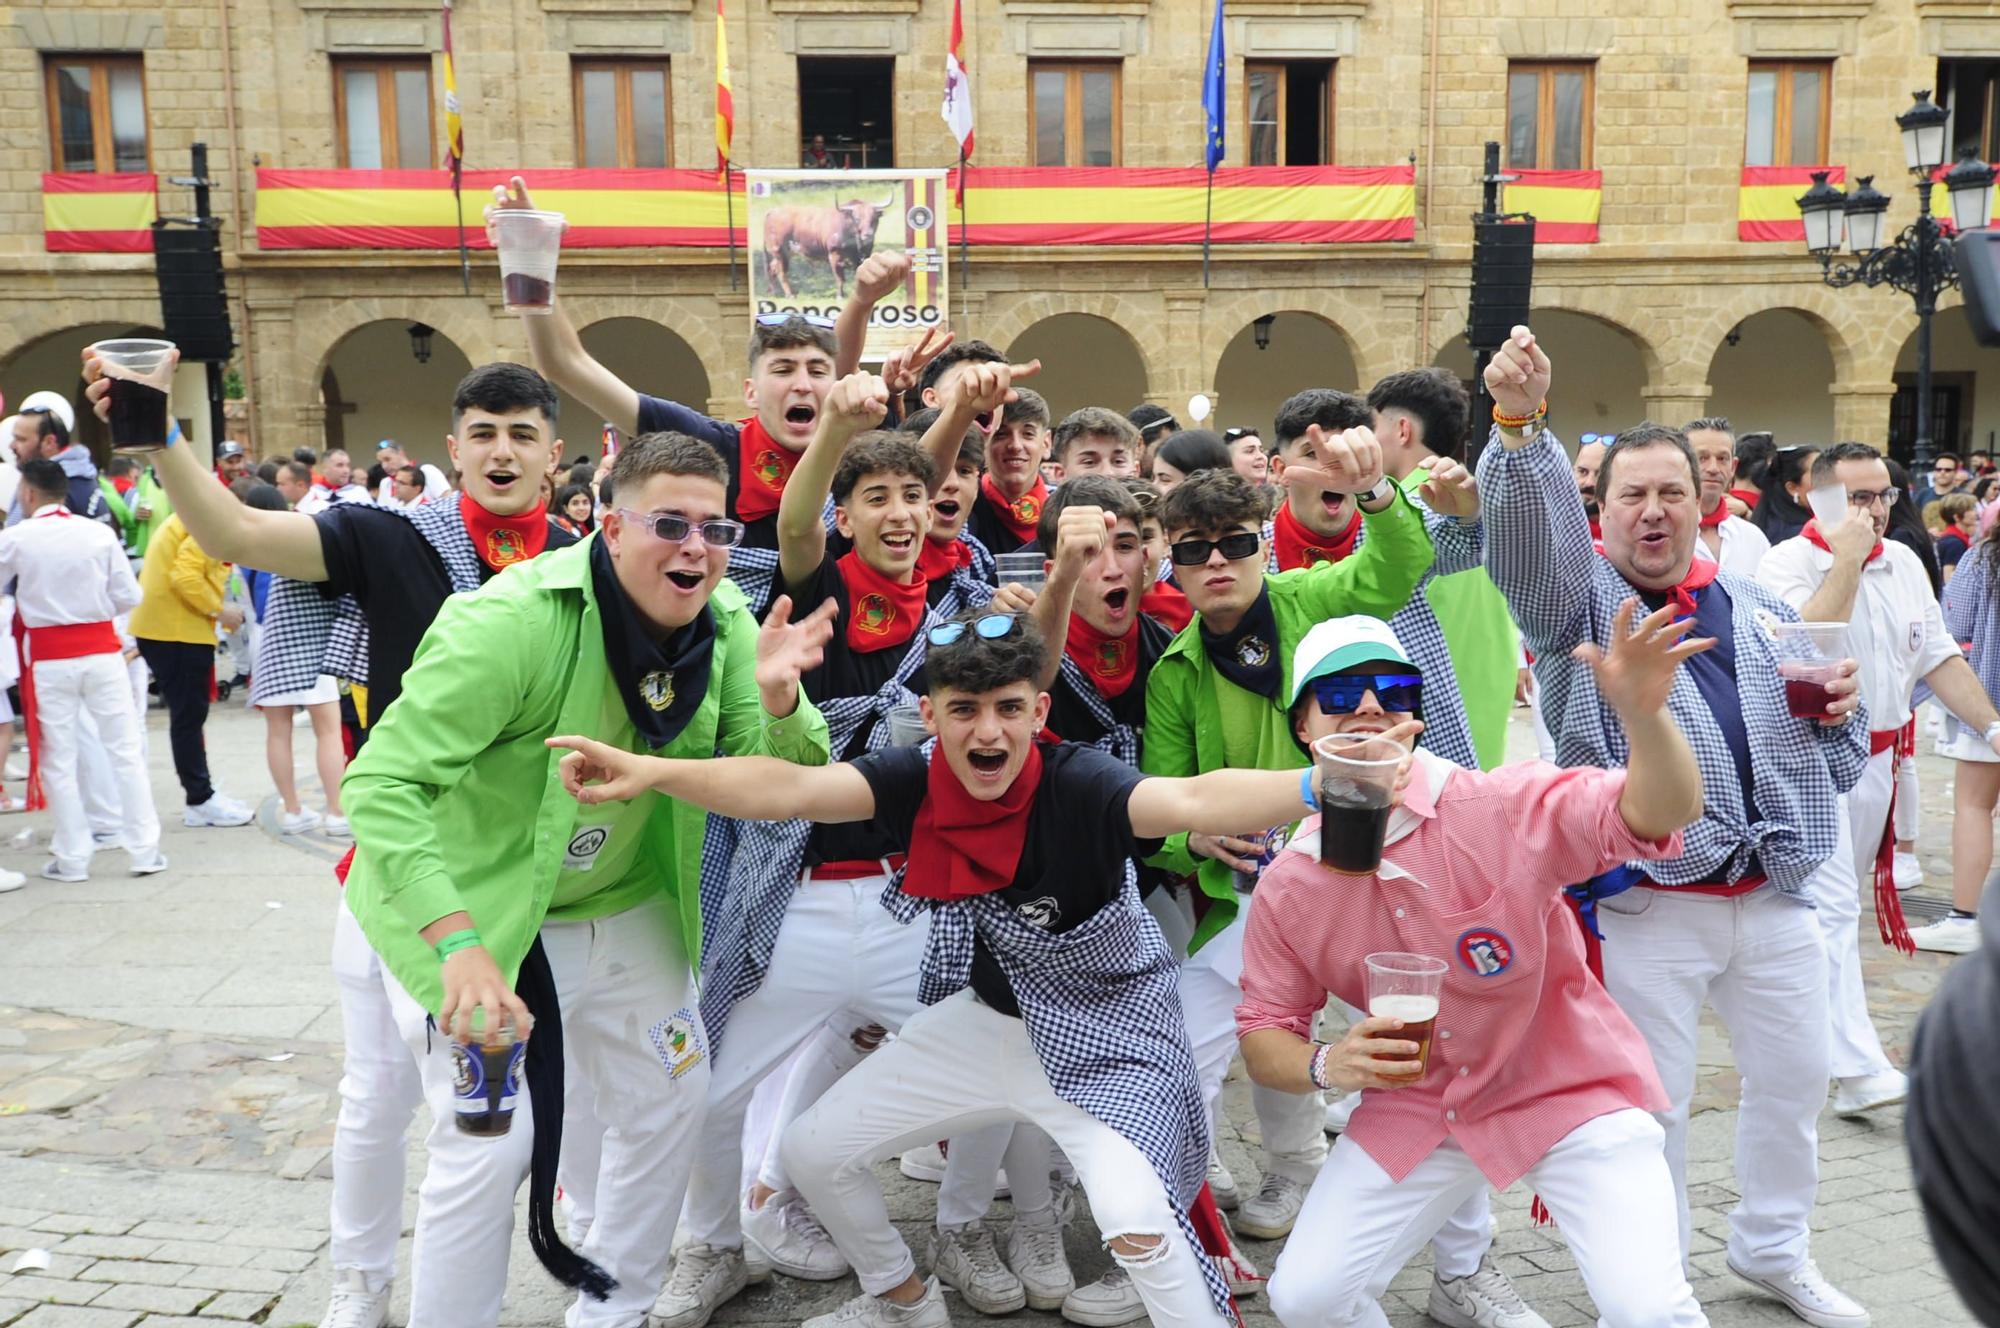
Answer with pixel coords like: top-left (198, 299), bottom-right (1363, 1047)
top-left (43, 172), bottom-right (157, 253)
top-left (1502, 169), bottom-right (1600, 244)
top-left (715, 0), bottom-right (733, 179)
top-left (441, 0), bottom-right (462, 172)
top-left (1740, 165), bottom-right (1843, 242)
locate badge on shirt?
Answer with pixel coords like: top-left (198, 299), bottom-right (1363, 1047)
top-left (855, 592), bottom-right (897, 637)
top-left (650, 1009), bottom-right (706, 1080)
top-left (1753, 608), bottom-right (1781, 642)
top-left (1455, 928), bottom-right (1514, 977)
top-left (484, 527), bottom-right (529, 568)
top-left (1908, 620), bottom-right (1924, 654)
top-left (1016, 896), bottom-right (1062, 929)
top-left (1236, 636), bottom-right (1272, 668)
top-left (640, 670), bottom-right (676, 711)
top-left (563, 826), bottom-right (609, 871)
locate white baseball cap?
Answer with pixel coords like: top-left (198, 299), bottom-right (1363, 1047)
top-left (1287, 616), bottom-right (1418, 709)
top-left (18, 391), bottom-right (74, 434)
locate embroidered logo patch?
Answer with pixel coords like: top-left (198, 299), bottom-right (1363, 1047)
top-left (1909, 620), bottom-right (1924, 654)
top-left (564, 826), bottom-right (609, 870)
top-left (484, 527), bottom-right (528, 567)
top-left (640, 669), bottom-right (676, 711)
top-left (1011, 494), bottom-right (1040, 523)
top-left (1753, 608), bottom-right (1782, 641)
top-left (856, 592), bottom-right (896, 636)
top-left (1455, 928), bottom-right (1514, 977)
top-left (650, 1010), bottom-right (707, 1080)
top-left (1016, 896), bottom-right (1061, 929)
top-left (753, 447), bottom-right (790, 489)
top-left (1236, 636), bottom-right (1272, 668)
top-left (1092, 638), bottom-right (1129, 677)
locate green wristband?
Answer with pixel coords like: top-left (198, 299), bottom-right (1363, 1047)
top-left (434, 928), bottom-right (483, 961)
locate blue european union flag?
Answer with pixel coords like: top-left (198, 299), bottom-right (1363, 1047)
top-left (1202, 0), bottom-right (1225, 171)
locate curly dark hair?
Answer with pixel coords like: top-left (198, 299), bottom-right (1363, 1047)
top-left (746, 315), bottom-right (837, 372)
top-left (1036, 474), bottom-right (1141, 550)
top-left (831, 432), bottom-right (937, 505)
top-left (925, 610), bottom-right (1049, 697)
top-left (1273, 388), bottom-right (1371, 451)
top-left (919, 339), bottom-right (1006, 396)
top-left (607, 431), bottom-right (729, 494)
top-left (1367, 369), bottom-right (1469, 459)
top-left (1161, 467), bottom-right (1269, 537)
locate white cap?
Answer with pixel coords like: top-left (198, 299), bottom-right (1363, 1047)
top-left (17, 391), bottom-right (74, 434)
top-left (1287, 616), bottom-right (1417, 708)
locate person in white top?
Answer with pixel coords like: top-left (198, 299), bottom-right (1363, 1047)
top-left (1686, 417), bottom-right (1771, 577)
top-left (1760, 442), bottom-right (2000, 1118)
top-left (298, 448), bottom-right (372, 514)
top-left (0, 459), bottom-right (163, 886)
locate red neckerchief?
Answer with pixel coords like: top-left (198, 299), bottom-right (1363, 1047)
top-left (1803, 519), bottom-right (1883, 564)
top-left (904, 742), bottom-right (1045, 899)
top-left (916, 535), bottom-right (972, 584)
top-left (836, 551), bottom-right (925, 652)
top-left (1604, 551), bottom-right (1719, 619)
top-left (459, 491), bottom-right (550, 572)
top-left (1587, 516), bottom-right (1602, 541)
top-left (1699, 502), bottom-right (1731, 529)
top-left (1271, 500), bottom-right (1359, 571)
top-left (980, 473), bottom-right (1046, 546)
top-left (1728, 486), bottom-right (1760, 510)
top-left (734, 415), bottom-right (797, 523)
top-left (1141, 579), bottom-right (1194, 633)
top-left (1943, 524), bottom-right (1970, 546)
top-left (1065, 613), bottom-right (1140, 699)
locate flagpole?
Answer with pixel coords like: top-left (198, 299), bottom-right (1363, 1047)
top-left (957, 149), bottom-right (969, 324)
top-left (725, 160), bottom-right (738, 291)
top-left (453, 164), bottom-right (470, 294)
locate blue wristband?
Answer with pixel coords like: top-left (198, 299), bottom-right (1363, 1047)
top-left (1299, 766), bottom-right (1320, 812)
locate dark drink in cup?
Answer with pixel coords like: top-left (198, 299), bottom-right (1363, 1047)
top-left (1367, 993), bottom-right (1438, 1077)
top-left (107, 377), bottom-right (169, 451)
top-left (1780, 661), bottom-right (1838, 720)
top-left (1772, 622), bottom-right (1847, 722)
top-left (452, 1038), bottom-right (524, 1136)
top-left (491, 208), bottom-right (566, 316)
top-left (1319, 777), bottom-right (1393, 874)
top-left (503, 272), bottom-right (552, 310)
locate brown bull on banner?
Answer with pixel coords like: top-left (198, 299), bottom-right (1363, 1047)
top-left (763, 195), bottom-right (896, 299)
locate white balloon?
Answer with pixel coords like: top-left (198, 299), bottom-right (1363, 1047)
top-left (1188, 393), bottom-right (1212, 423)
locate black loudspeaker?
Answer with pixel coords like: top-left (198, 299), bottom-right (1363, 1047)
top-left (1957, 230), bottom-right (2000, 348)
top-left (1466, 220), bottom-right (1536, 350)
top-left (152, 223), bottom-right (235, 362)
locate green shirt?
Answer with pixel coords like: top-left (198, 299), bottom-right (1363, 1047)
top-left (546, 700), bottom-right (662, 922)
top-left (130, 469), bottom-right (173, 560)
top-left (1402, 465), bottom-right (1520, 771)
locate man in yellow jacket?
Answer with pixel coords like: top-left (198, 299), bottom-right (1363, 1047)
top-left (129, 511), bottom-right (253, 827)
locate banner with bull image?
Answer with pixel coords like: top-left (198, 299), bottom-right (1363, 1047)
top-left (746, 169), bottom-right (949, 363)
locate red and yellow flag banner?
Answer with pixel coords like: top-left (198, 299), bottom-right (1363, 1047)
top-left (714, 0), bottom-right (732, 177)
top-left (1739, 165), bottom-right (1845, 242)
top-left (43, 172), bottom-right (157, 253)
top-left (1502, 168), bottom-right (1600, 244)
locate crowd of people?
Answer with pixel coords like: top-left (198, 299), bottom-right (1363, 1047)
top-left (9, 183), bottom-right (2000, 1328)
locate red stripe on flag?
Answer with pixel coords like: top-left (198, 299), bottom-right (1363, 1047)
top-left (1530, 221), bottom-right (1599, 243)
top-left (41, 171), bottom-right (157, 194)
top-left (1738, 219), bottom-right (1808, 242)
top-left (255, 223), bottom-right (745, 250)
top-left (44, 229), bottom-right (154, 253)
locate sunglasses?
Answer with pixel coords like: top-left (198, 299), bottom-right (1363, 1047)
top-left (1223, 427), bottom-right (1259, 442)
top-left (754, 311), bottom-right (836, 330)
top-left (1311, 673), bottom-right (1424, 714)
top-left (1169, 531), bottom-right (1261, 567)
top-left (1140, 418), bottom-right (1180, 440)
top-left (927, 613), bottom-right (1021, 647)
top-left (617, 509), bottom-right (746, 547)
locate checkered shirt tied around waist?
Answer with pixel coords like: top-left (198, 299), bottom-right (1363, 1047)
top-left (1052, 652), bottom-right (1140, 766)
top-left (1477, 428), bottom-right (1869, 894)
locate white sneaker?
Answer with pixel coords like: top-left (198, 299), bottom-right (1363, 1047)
top-left (1060, 1268), bottom-right (1144, 1327)
top-left (1233, 1171), bottom-right (1308, 1241)
top-left (1003, 1210), bottom-right (1074, 1311)
top-left (317, 1268), bottom-right (390, 1328)
top-left (899, 1141), bottom-right (1008, 1196)
top-left (184, 794), bottom-right (254, 827)
top-left (1912, 913), bottom-right (1980, 954)
top-left (803, 1277), bottom-right (951, 1328)
top-left (1427, 1257), bottom-right (1550, 1328)
top-left (0, 867), bottom-right (24, 894)
top-left (1206, 1151), bottom-right (1240, 1210)
top-left (40, 859), bottom-right (88, 883)
top-left (1729, 1257), bottom-right (1871, 1327)
top-left (1324, 1091), bottom-right (1360, 1134)
top-left (1831, 1068), bottom-right (1907, 1117)
top-left (1892, 851), bottom-right (1924, 892)
top-left (928, 1221), bottom-right (1026, 1314)
top-left (323, 813), bottom-right (352, 838)
top-left (653, 1243), bottom-right (759, 1328)
top-left (129, 850), bottom-right (168, 877)
top-left (1217, 1231), bottom-right (1264, 1299)
top-left (280, 807), bottom-right (324, 835)
top-left (741, 1190), bottom-right (848, 1281)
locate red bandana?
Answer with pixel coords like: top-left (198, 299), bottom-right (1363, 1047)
top-left (1141, 579), bottom-right (1194, 633)
top-left (916, 535), bottom-right (972, 584)
top-left (904, 742), bottom-right (1045, 900)
top-left (836, 551), bottom-right (926, 652)
top-left (1943, 524), bottom-right (1970, 546)
top-left (980, 473), bottom-right (1046, 546)
top-left (1803, 519), bottom-right (1884, 564)
top-left (1728, 486), bottom-right (1761, 510)
top-left (1587, 516), bottom-right (1602, 541)
top-left (734, 416), bottom-right (798, 523)
top-left (1622, 552), bottom-right (1720, 619)
top-left (459, 492), bottom-right (550, 572)
top-left (1270, 500), bottom-right (1359, 572)
top-left (1065, 614), bottom-right (1140, 699)
top-left (1699, 502), bottom-right (1731, 529)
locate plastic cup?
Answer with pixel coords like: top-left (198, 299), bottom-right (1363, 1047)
top-left (1773, 621), bottom-right (1848, 721)
top-left (1364, 952), bottom-right (1446, 1079)
top-left (491, 209), bottom-right (566, 314)
top-left (451, 1031), bottom-right (525, 1136)
top-left (885, 703), bottom-right (930, 748)
top-left (1806, 482), bottom-right (1849, 530)
top-left (90, 338), bottom-right (176, 453)
top-left (995, 552), bottom-right (1046, 594)
top-left (1311, 734), bottom-right (1404, 875)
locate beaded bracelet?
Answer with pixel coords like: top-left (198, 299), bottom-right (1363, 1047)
top-left (1308, 1041), bottom-right (1336, 1092)
top-left (1490, 399), bottom-right (1547, 430)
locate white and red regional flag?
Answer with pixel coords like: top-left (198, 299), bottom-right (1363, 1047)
top-left (941, 0), bottom-right (973, 203)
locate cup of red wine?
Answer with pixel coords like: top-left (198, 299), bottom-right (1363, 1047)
top-left (1773, 621), bottom-right (1849, 720)
top-left (491, 208), bottom-right (566, 314)
top-left (90, 338), bottom-right (177, 453)
top-left (1310, 733), bottom-right (1404, 875)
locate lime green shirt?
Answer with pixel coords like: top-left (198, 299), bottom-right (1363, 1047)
top-left (546, 702), bottom-right (663, 922)
top-left (1402, 465), bottom-right (1521, 771)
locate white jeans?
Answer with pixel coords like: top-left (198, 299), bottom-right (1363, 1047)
top-left (1268, 1109), bottom-right (1707, 1328)
top-left (1598, 887), bottom-right (1829, 1277)
top-left (388, 896), bottom-right (708, 1328)
top-left (785, 990), bottom-right (1230, 1328)
top-left (34, 654), bottom-right (158, 869)
top-left (1814, 752), bottom-right (1895, 1080)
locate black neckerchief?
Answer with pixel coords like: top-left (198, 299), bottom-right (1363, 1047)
top-left (590, 536), bottom-right (716, 749)
top-left (1199, 581), bottom-right (1282, 700)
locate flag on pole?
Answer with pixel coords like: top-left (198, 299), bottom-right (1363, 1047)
top-left (942, 0), bottom-right (974, 205)
top-left (714, 0), bottom-right (733, 180)
top-left (441, 0), bottom-right (469, 292)
top-left (1201, 0), bottom-right (1226, 171)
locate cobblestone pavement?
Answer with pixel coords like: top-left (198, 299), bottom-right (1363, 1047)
top-left (0, 704), bottom-right (1977, 1327)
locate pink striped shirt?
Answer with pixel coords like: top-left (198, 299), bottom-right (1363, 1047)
top-left (1236, 757), bottom-right (1676, 1189)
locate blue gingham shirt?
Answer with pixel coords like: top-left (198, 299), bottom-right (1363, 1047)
top-left (1478, 429), bottom-right (1868, 896)
top-left (1943, 541), bottom-right (2000, 711)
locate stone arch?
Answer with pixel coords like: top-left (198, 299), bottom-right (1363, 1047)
top-left (298, 297), bottom-right (500, 388)
top-left (1002, 313), bottom-right (1150, 421)
top-left (1674, 286), bottom-right (1864, 386)
top-left (558, 293), bottom-right (731, 406)
top-left (1430, 289), bottom-right (1668, 386)
top-left (1211, 311), bottom-right (1363, 438)
top-left (567, 316), bottom-right (712, 439)
top-left (980, 291), bottom-right (1166, 395)
top-left (1702, 308), bottom-right (1841, 443)
top-left (0, 316), bottom-right (173, 463)
top-left (0, 300), bottom-right (167, 375)
top-left (1435, 306), bottom-right (1652, 435)
top-left (316, 319), bottom-right (478, 467)
top-left (1200, 290), bottom-right (1385, 389)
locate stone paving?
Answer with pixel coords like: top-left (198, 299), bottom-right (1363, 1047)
top-left (0, 703), bottom-right (1979, 1327)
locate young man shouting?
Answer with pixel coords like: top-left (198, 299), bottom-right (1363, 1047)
top-left (898, 407), bottom-right (999, 602)
top-left (919, 341), bottom-right (1051, 555)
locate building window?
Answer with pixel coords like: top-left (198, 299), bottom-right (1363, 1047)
top-left (44, 56), bottom-right (148, 173)
top-left (1745, 60), bottom-right (1831, 167)
top-left (574, 61), bottom-right (671, 168)
top-left (334, 58), bottom-right (435, 170)
top-left (798, 57), bottom-right (894, 168)
top-left (1506, 62), bottom-right (1593, 170)
top-left (1246, 61), bottom-right (1334, 166)
top-left (1940, 59), bottom-right (2000, 164)
top-left (1030, 62), bottom-right (1121, 167)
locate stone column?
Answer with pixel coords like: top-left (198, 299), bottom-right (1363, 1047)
top-left (1639, 386), bottom-right (1713, 429)
top-left (1160, 289), bottom-right (1210, 420)
top-left (1830, 382), bottom-right (1897, 445)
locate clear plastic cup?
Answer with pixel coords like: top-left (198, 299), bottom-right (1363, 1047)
top-left (1311, 733), bottom-right (1404, 874)
top-left (885, 703), bottom-right (930, 748)
top-left (452, 1030), bottom-right (525, 1136)
top-left (995, 552), bottom-right (1046, 594)
top-left (491, 209), bottom-right (566, 314)
top-left (90, 338), bottom-right (176, 453)
top-left (1773, 621), bottom-right (1848, 720)
top-left (1364, 951), bottom-right (1446, 1079)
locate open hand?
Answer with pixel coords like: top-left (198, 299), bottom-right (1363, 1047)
top-left (880, 326), bottom-right (953, 397)
top-left (1482, 325), bottom-right (1552, 422)
top-left (756, 593), bottom-right (838, 705)
top-left (1416, 457), bottom-right (1478, 520)
top-left (545, 733), bottom-right (658, 804)
top-left (853, 251), bottom-right (912, 306)
top-left (1572, 598), bottom-right (1715, 717)
top-left (1320, 1015), bottom-right (1427, 1092)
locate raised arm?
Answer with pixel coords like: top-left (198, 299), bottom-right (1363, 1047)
top-left (1287, 425), bottom-right (1434, 620)
top-left (779, 372), bottom-right (890, 589)
top-left (833, 252), bottom-right (914, 378)
top-left (548, 739), bottom-right (879, 823)
top-left (1410, 457), bottom-right (1484, 577)
top-left (1129, 722), bottom-right (1418, 841)
top-left (1028, 506), bottom-right (1118, 692)
top-left (918, 356), bottom-right (1043, 494)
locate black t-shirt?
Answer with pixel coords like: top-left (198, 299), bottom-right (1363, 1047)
top-left (635, 393), bottom-right (780, 552)
top-left (315, 506), bottom-right (577, 722)
top-left (1042, 614), bottom-right (1172, 747)
top-left (851, 742), bottom-right (1157, 1015)
top-left (964, 493), bottom-right (1034, 556)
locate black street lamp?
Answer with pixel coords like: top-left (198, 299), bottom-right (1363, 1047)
top-left (1795, 90), bottom-right (1997, 471)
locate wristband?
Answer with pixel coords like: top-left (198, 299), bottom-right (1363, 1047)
top-left (1985, 720), bottom-right (2000, 746)
top-left (1299, 766), bottom-right (1320, 812)
top-left (1308, 1042), bottom-right (1335, 1092)
top-left (1489, 399), bottom-right (1547, 429)
top-left (1352, 476), bottom-right (1396, 507)
top-left (434, 928), bottom-right (483, 961)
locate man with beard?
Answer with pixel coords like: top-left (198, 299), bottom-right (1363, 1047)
top-left (1684, 417), bottom-right (1770, 577)
top-left (1573, 436), bottom-right (1607, 537)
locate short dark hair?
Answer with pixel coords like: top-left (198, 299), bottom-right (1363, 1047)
top-left (292, 446), bottom-right (318, 466)
top-left (1162, 467), bottom-right (1268, 537)
top-left (1128, 404), bottom-right (1179, 442)
top-left (926, 610), bottom-right (1048, 698)
top-left (748, 315), bottom-right (837, 372)
top-left (240, 482), bottom-right (289, 513)
top-left (1937, 451), bottom-right (1964, 466)
top-left (1051, 407), bottom-right (1141, 462)
top-left (397, 464), bottom-right (425, 485)
top-left (1273, 389), bottom-right (1371, 451)
top-left (1036, 473), bottom-right (1140, 550)
top-left (607, 431), bottom-right (729, 496)
top-left (1596, 421), bottom-right (1700, 500)
top-left (1367, 370), bottom-right (1469, 459)
top-left (17, 458), bottom-right (68, 503)
top-left (1810, 441), bottom-right (1886, 484)
top-left (1001, 387), bottom-right (1050, 431)
top-left (20, 408), bottom-right (68, 452)
top-left (900, 407), bottom-right (986, 471)
top-left (1153, 429), bottom-right (1233, 480)
top-left (279, 460), bottom-right (313, 486)
top-left (831, 432), bottom-right (936, 505)
top-left (1683, 415), bottom-right (1734, 438)
top-left (453, 362), bottom-right (560, 428)
top-left (919, 339), bottom-right (1005, 396)
top-left (105, 455), bottom-right (138, 478)
top-left (255, 460), bottom-right (280, 484)
top-left (1734, 431), bottom-right (1776, 481)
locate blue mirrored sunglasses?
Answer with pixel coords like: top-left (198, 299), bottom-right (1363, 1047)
top-left (928, 613), bottom-right (1021, 648)
top-left (755, 311), bottom-right (836, 330)
top-left (1310, 673), bottom-right (1423, 714)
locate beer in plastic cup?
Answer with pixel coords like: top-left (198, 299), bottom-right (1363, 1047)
top-left (491, 209), bottom-right (566, 314)
top-left (885, 703), bottom-right (930, 748)
top-left (90, 338), bottom-right (176, 453)
top-left (1364, 951), bottom-right (1447, 1079)
top-left (994, 552), bottom-right (1046, 595)
top-left (1772, 621), bottom-right (1848, 721)
top-left (452, 1030), bottom-right (525, 1136)
top-left (1311, 734), bottom-right (1403, 874)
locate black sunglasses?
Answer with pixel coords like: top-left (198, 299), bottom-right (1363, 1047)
top-left (928, 613), bottom-right (1021, 647)
top-left (618, 509), bottom-right (746, 547)
top-left (754, 311), bottom-right (836, 330)
top-left (1169, 531), bottom-right (1261, 567)
top-left (1311, 673), bottom-right (1423, 714)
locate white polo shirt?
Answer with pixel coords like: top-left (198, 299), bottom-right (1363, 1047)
top-left (1760, 533), bottom-right (1957, 732)
top-left (1694, 513), bottom-right (1770, 578)
top-left (0, 504), bottom-right (142, 628)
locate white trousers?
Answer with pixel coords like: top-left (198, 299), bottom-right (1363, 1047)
top-left (1267, 1109), bottom-right (1706, 1328)
top-left (1598, 888), bottom-right (1829, 1277)
top-left (744, 1020), bottom-right (867, 1199)
top-left (1815, 751), bottom-right (1895, 1080)
top-left (1894, 750), bottom-right (1918, 842)
top-left (785, 990), bottom-right (1230, 1328)
top-left (34, 654), bottom-right (158, 869)
top-left (389, 896), bottom-right (708, 1328)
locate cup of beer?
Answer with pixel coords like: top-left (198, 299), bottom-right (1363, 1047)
top-left (1772, 621), bottom-right (1848, 721)
top-left (1311, 733), bottom-right (1403, 874)
top-left (451, 1022), bottom-right (526, 1137)
top-left (995, 552), bottom-right (1046, 595)
top-left (490, 208), bottom-right (566, 314)
top-left (885, 703), bottom-right (930, 748)
top-left (90, 338), bottom-right (177, 453)
top-left (1364, 951), bottom-right (1446, 1079)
